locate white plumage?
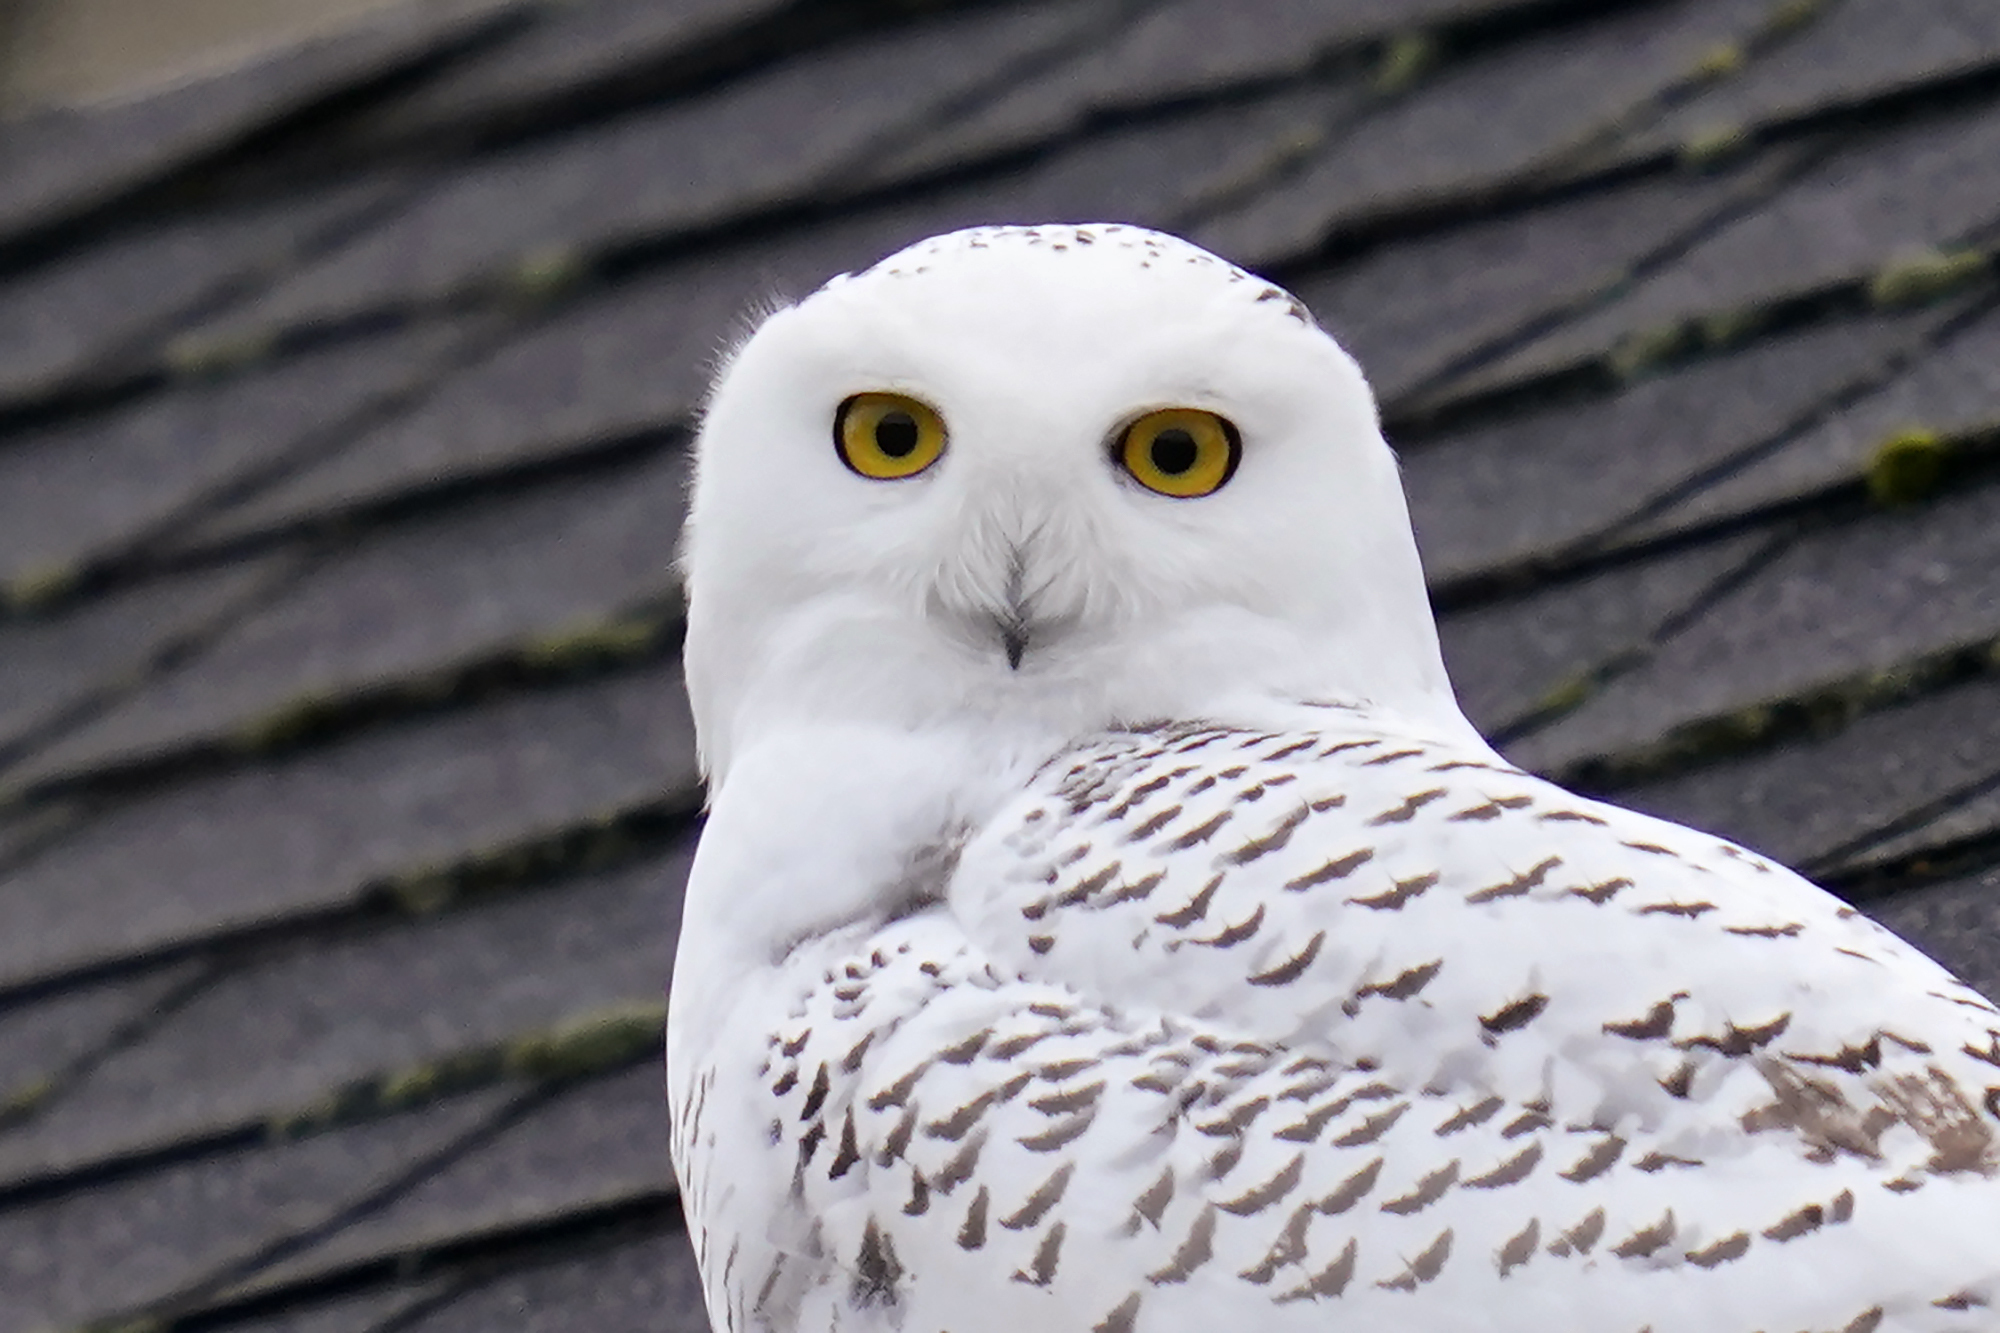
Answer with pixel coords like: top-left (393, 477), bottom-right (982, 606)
top-left (667, 224), bottom-right (2000, 1333)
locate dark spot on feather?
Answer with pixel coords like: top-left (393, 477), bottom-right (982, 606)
top-left (1676, 1012), bottom-right (1791, 1057)
top-left (1660, 1060), bottom-right (1697, 1099)
top-left (1501, 1105), bottom-right (1552, 1138)
top-left (903, 1172), bottom-right (930, 1216)
top-left (1249, 931), bottom-right (1325, 986)
top-left (1354, 958), bottom-right (1443, 1007)
top-left (1013, 1221), bottom-right (1066, 1286)
top-left (932, 1127), bottom-right (988, 1194)
top-left (1019, 1105), bottom-right (1097, 1152)
top-left (1224, 805), bottom-right (1311, 864)
top-left (788, 1077), bottom-right (832, 1145)
top-left (957, 1186), bottom-right (989, 1249)
top-left (1465, 1142), bottom-right (1543, 1188)
top-left (1381, 1160), bottom-right (1460, 1214)
top-left (1126, 804), bottom-right (1182, 840)
top-left (1028, 935), bottom-right (1054, 954)
top-left (1620, 840), bottom-right (1678, 857)
top-left (879, 1106), bottom-right (916, 1164)
top-left (1466, 856), bottom-right (1562, 904)
top-left (1728, 922), bottom-right (1805, 938)
top-left (1609, 1210), bottom-right (1676, 1259)
top-left (1377, 1228), bottom-right (1452, 1291)
top-left (1147, 1206), bottom-right (1218, 1284)
top-left (1763, 1202), bottom-right (1823, 1241)
top-left (829, 1110), bottom-right (861, 1178)
top-left (1192, 903), bottom-right (1264, 947)
top-left (1498, 1219), bottom-right (1539, 1276)
top-left (772, 1068), bottom-right (798, 1097)
top-left (939, 1030), bottom-right (988, 1064)
top-left (782, 1029), bottom-right (812, 1057)
top-left (1450, 795), bottom-right (1534, 822)
top-left (1095, 1293), bottom-right (1141, 1333)
top-left (1362, 748), bottom-right (1426, 766)
top-left (1166, 810), bottom-right (1232, 850)
top-left (1369, 788), bottom-right (1447, 825)
top-left (1547, 1206), bottom-right (1606, 1257)
top-left (1480, 993), bottom-right (1549, 1037)
top-left (1132, 1165), bottom-right (1174, 1228)
top-left (1636, 900), bottom-right (1715, 918)
top-left (1031, 1080), bottom-right (1105, 1115)
top-left (1196, 1096), bottom-right (1269, 1137)
top-left (853, 1219), bottom-right (903, 1306)
top-left (1155, 874), bottom-right (1223, 928)
top-left (1686, 1231), bottom-right (1749, 1268)
top-left (1568, 877), bottom-right (1631, 904)
top-left (1001, 1162), bottom-right (1075, 1228)
top-left (1334, 1102), bottom-right (1410, 1147)
top-left (1286, 848), bottom-right (1374, 891)
top-left (1273, 1238), bottom-right (1357, 1302)
top-left (1604, 997), bottom-right (1680, 1041)
top-left (1560, 1135), bottom-right (1625, 1183)
top-left (1217, 1153), bottom-right (1305, 1215)
top-left (1633, 1151), bottom-right (1701, 1171)
top-left (1540, 810), bottom-right (1606, 824)
top-left (1347, 871), bottom-right (1437, 911)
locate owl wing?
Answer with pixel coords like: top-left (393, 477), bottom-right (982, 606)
top-left (695, 710), bottom-right (2000, 1333)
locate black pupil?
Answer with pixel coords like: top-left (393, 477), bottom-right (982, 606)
top-left (875, 411), bottom-right (920, 459)
top-left (1149, 428), bottom-right (1199, 475)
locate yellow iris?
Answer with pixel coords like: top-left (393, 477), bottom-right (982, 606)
top-left (1117, 408), bottom-right (1240, 498)
top-left (836, 392), bottom-right (946, 480)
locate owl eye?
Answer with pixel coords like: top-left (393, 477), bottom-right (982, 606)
top-left (835, 392), bottom-right (947, 480)
top-left (1116, 408), bottom-right (1241, 498)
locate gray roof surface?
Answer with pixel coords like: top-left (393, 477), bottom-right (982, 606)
top-left (1, 0), bottom-right (1998, 1325)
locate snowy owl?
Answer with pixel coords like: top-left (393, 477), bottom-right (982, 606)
top-left (666, 224), bottom-right (2000, 1333)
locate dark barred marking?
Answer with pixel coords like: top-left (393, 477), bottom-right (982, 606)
top-left (1103, 870), bottom-right (1167, 907)
top-left (1675, 1012), bottom-right (1790, 1056)
top-left (1636, 900), bottom-right (1716, 918)
top-left (1465, 1142), bottom-right (1542, 1189)
top-left (1095, 1293), bottom-right (1142, 1333)
top-left (880, 1106), bottom-right (917, 1163)
top-left (1167, 811), bottom-right (1233, 850)
top-left (1378, 1228), bottom-right (1452, 1291)
top-left (1028, 935), bottom-right (1054, 954)
top-left (1156, 874), bottom-right (1224, 928)
top-left (1788, 1036), bottom-right (1886, 1073)
top-left (1568, 877), bottom-right (1631, 905)
top-left (1934, 1291), bottom-right (1988, 1311)
top-left (1309, 794), bottom-right (1346, 812)
top-left (1276, 1083), bottom-right (1400, 1142)
top-left (1031, 1080), bottom-right (1106, 1115)
top-left (1020, 1105), bottom-right (1098, 1152)
top-left (771, 1068), bottom-right (798, 1096)
top-left (1197, 1096), bottom-right (1271, 1137)
top-left (904, 1171), bottom-right (930, 1216)
top-left (1286, 848), bottom-right (1374, 891)
top-left (1320, 739), bottom-right (1380, 756)
top-left (1762, 1201), bottom-right (1823, 1241)
top-left (1148, 1205), bottom-right (1219, 1284)
top-left (1354, 958), bottom-right (1444, 1005)
top-left (1249, 931), bottom-right (1325, 986)
top-left (1620, 840), bottom-right (1678, 857)
top-left (1540, 809), bottom-right (1607, 825)
top-left (853, 1219), bottom-right (904, 1306)
top-left (1264, 737), bottom-right (1318, 761)
top-left (991, 1029), bottom-right (1056, 1060)
top-left (1559, 1135), bottom-right (1626, 1183)
top-left (1449, 794), bottom-right (1533, 822)
top-left (1430, 758), bottom-right (1518, 773)
top-left (1014, 1221), bottom-right (1066, 1286)
top-left (1133, 1166), bottom-right (1175, 1227)
top-left (1368, 788), bottom-right (1448, 825)
top-left (1842, 1310), bottom-right (1886, 1333)
top-left (801, 1064), bottom-right (832, 1120)
top-left (829, 1111), bottom-right (862, 1178)
top-left (1107, 775), bottom-right (1172, 819)
top-left (1191, 903), bottom-right (1265, 947)
top-left (1347, 871), bottom-right (1437, 911)
top-left (1604, 999), bottom-right (1679, 1041)
top-left (1609, 1210), bottom-right (1677, 1259)
top-left (1498, 1219), bottom-right (1539, 1276)
top-left (1060, 861), bottom-right (1123, 906)
top-left (841, 1030), bottom-right (875, 1073)
top-left (1218, 1152), bottom-right (1307, 1215)
top-left (1126, 805), bottom-right (1183, 840)
top-left (1361, 748), bottom-right (1426, 766)
top-left (798, 1121), bottom-right (826, 1170)
top-left (1381, 1160), bottom-right (1460, 1214)
top-left (1278, 1067), bottom-right (1339, 1101)
top-left (1320, 1155), bottom-right (1386, 1215)
top-left (1333, 1102), bottom-right (1410, 1147)
top-left (1224, 805), bottom-right (1312, 864)
top-left (782, 1029), bottom-right (813, 1057)
top-left (1546, 1207), bottom-right (1606, 1257)
top-left (1728, 922), bottom-right (1805, 938)
top-left (939, 1030), bottom-right (989, 1064)
top-left (1001, 1162), bottom-right (1075, 1229)
top-left (1436, 1097), bottom-right (1505, 1136)
top-left (1480, 993), bottom-right (1549, 1037)
top-left (932, 1127), bottom-right (989, 1194)
top-left (1502, 1105), bottom-right (1552, 1139)
top-left (1466, 856), bottom-right (1562, 904)
top-left (1633, 1151), bottom-right (1702, 1171)
top-left (1687, 1231), bottom-right (1751, 1268)
top-left (1220, 765), bottom-right (1249, 778)
top-left (1274, 1238), bottom-right (1357, 1302)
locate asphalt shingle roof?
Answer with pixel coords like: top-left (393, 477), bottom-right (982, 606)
top-left (2, 0), bottom-right (1998, 1326)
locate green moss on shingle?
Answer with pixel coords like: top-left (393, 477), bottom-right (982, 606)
top-left (1691, 41), bottom-right (1745, 80)
top-left (1764, 0), bottom-right (1831, 34)
top-left (1608, 322), bottom-right (1692, 380)
top-left (162, 328), bottom-right (275, 379)
top-left (4, 562), bottom-right (80, 613)
top-left (1866, 428), bottom-right (1951, 507)
top-left (507, 245), bottom-right (590, 303)
top-left (1868, 247), bottom-right (1992, 309)
top-left (506, 999), bottom-right (667, 1083)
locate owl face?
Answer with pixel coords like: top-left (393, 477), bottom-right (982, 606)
top-left (681, 226), bottom-right (1456, 778)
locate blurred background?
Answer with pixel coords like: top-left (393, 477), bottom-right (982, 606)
top-left (1, 0), bottom-right (1998, 1328)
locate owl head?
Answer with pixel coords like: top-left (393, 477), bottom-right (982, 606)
top-left (680, 225), bottom-right (1461, 781)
